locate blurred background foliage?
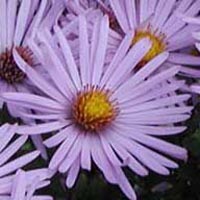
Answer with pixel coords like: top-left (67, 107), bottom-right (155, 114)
top-left (1, 101), bottom-right (200, 200)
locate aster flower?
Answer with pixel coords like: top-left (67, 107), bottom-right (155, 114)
top-left (65, 0), bottom-right (115, 28)
top-left (0, 123), bottom-right (53, 199)
top-left (0, 169), bottom-right (53, 200)
top-left (56, 0), bottom-right (119, 72)
top-left (0, 0), bottom-right (53, 116)
top-left (190, 33), bottom-right (200, 93)
top-left (179, 15), bottom-right (200, 93)
top-left (0, 0), bottom-right (63, 160)
top-left (60, 0), bottom-right (104, 37)
top-left (2, 15), bottom-right (192, 199)
top-left (0, 123), bottom-right (40, 175)
top-left (108, 0), bottom-right (200, 74)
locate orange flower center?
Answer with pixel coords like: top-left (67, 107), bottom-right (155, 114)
top-left (73, 86), bottom-right (118, 132)
top-left (132, 29), bottom-right (166, 68)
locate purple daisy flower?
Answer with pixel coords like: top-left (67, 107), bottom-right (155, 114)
top-left (56, 2), bottom-right (119, 67)
top-left (65, 0), bottom-right (113, 25)
top-left (0, 169), bottom-right (53, 200)
top-left (0, 0), bottom-right (52, 117)
top-left (2, 15), bottom-right (192, 199)
top-left (0, 0), bottom-right (64, 160)
top-left (0, 123), bottom-right (40, 175)
top-left (190, 33), bottom-right (200, 93)
top-left (108, 0), bottom-right (200, 74)
top-left (179, 15), bottom-right (200, 93)
top-left (0, 123), bottom-right (54, 199)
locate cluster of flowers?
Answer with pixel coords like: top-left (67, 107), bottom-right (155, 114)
top-left (0, 0), bottom-right (200, 199)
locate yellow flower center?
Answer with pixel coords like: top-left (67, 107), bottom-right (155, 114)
top-left (190, 48), bottom-right (200, 56)
top-left (73, 86), bottom-right (118, 132)
top-left (132, 29), bottom-right (166, 68)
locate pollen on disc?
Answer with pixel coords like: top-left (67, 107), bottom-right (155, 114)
top-left (132, 28), bottom-right (166, 68)
top-left (72, 86), bottom-right (118, 132)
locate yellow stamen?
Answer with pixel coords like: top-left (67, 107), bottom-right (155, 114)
top-left (190, 48), bottom-right (200, 56)
top-left (73, 86), bottom-right (118, 132)
top-left (132, 29), bottom-right (166, 68)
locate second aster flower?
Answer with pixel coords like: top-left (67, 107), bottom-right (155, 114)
top-left (108, 0), bottom-right (200, 74)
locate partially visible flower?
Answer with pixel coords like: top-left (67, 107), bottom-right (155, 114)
top-left (65, 0), bottom-right (109, 14)
top-left (58, 0), bottom-right (118, 65)
top-left (0, 0), bottom-right (65, 160)
top-left (0, 123), bottom-right (39, 174)
top-left (65, 0), bottom-right (119, 31)
top-left (2, 16), bottom-right (192, 199)
top-left (180, 15), bottom-right (200, 93)
top-left (0, 169), bottom-right (53, 200)
top-left (187, 40), bottom-right (200, 94)
top-left (0, 0), bottom-right (61, 117)
top-left (108, 0), bottom-right (200, 74)
top-left (0, 123), bottom-right (54, 199)
top-left (59, 0), bottom-right (104, 35)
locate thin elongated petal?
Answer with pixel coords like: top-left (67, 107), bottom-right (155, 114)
top-left (90, 135), bottom-right (117, 184)
top-left (114, 52), bottom-right (169, 98)
top-left (99, 133), bottom-right (122, 166)
top-left (13, 49), bottom-right (67, 104)
top-left (16, 121), bottom-right (68, 135)
top-left (109, 0), bottom-right (130, 32)
top-left (54, 26), bottom-right (81, 89)
top-left (2, 93), bottom-right (65, 111)
top-left (0, 151), bottom-right (40, 177)
top-left (37, 30), bottom-right (76, 100)
top-left (100, 31), bottom-right (134, 87)
top-left (11, 170), bottom-right (26, 200)
top-left (0, 0), bottom-right (7, 51)
top-left (31, 135), bottom-right (48, 161)
top-left (44, 125), bottom-right (74, 148)
top-left (14, 0), bottom-right (31, 45)
top-left (0, 136), bottom-right (28, 167)
top-left (79, 15), bottom-right (90, 85)
top-left (66, 157), bottom-right (80, 188)
top-left (7, 0), bottom-right (18, 49)
top-left (59, 134), bottom-right (84, 173)
top-left (113, 167), bottom-right (137, 200)
top-left (106, 38), bottom-right (152, 89)
top-left (91, 15), bottom-right (109, 85)
top-left (49, 131), bottom-right (78, 170)
top-left (0, 124), bottom-right (17, 153)
top-left (81, 133), bottom-right (92, 170)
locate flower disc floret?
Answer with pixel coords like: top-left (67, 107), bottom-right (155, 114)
top-left (132, 29), bottom-right (166, 67)
top-left (0, 47), bottom-right (33, 84)
top-left (73, 86), bottom-right (118, 131)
